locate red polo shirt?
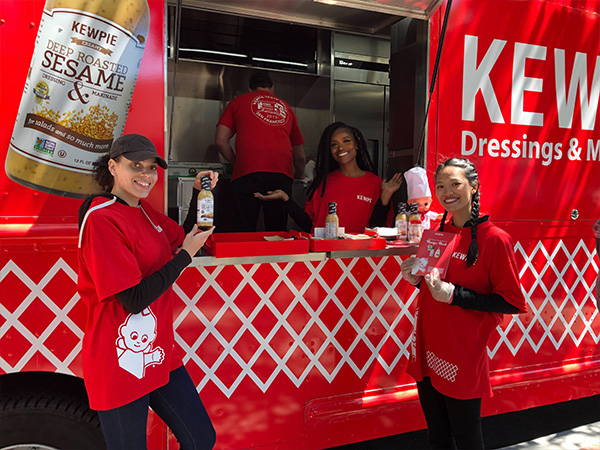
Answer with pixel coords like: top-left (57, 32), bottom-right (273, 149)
top-left (218, 90), bottom-right (304, 180)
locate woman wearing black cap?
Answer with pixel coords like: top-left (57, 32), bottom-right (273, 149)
top-left (77, 134), bottom-right (217, 449)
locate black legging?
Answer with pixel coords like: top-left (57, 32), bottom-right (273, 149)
top-left (97, 366), bottom-right (216, 450)
top-left (416, 377), bottom-right (484, 450)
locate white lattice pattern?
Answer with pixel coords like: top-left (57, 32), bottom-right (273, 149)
top-left (172, 256), bottom-right (418, 397)
top-left (0, 258), bottom-right (82, 374)
top-left (488, 239), bottom-right (599, 358)
top-left (0, 239), bottom-right (598, 398)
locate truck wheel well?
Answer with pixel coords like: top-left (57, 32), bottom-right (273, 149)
top-left (0, 371), bottom-right (88, 403)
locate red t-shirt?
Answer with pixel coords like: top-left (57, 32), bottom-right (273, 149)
top-left (77, 198), bottom-right (185, 410)
top-left (305, 170), bottom-right (382, 233)
top-left (407, 219), bottom-right (527, 399)
top-left (218, 90), bottom-right (304, 180)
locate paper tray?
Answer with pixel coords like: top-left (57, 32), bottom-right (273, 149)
top-left (205, 231), bottom-right (309, 257)
top-left (309, 232), bottom-right (387, 252)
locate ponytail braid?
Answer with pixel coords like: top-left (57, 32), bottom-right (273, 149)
top-left (439, 210), bottom-right (449, 232)
top-left (466, 190), bottom-right (480, 266)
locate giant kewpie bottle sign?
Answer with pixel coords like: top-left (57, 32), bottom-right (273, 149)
top-left (5, 0), bottom-right (149, 197)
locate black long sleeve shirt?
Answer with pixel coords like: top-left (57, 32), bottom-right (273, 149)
top-left (452, 285), bottom-right (521, 314)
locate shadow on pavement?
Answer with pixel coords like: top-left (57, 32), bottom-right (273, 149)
top-left (331, 394), bottom-right (600, 449)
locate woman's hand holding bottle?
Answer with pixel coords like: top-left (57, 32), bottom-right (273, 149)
top-left (194, 170), bottom-right (219, 190)
top-left (181, 225), bottom-right (214, 258)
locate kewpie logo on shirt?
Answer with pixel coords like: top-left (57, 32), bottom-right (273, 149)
top-left (356, 195), bottom-right (373, 203)
top-left (452, 251), bottom-right (467, 261)
top-left (251, 95), bottom-right (289, 125)
top-left (116, 308), bottom-right (164, 379)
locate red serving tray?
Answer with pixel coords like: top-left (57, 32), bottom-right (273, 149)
top-left (309, 230), bottom-right (387, 252)
top-left (205, 231), bottom-right (309, 257)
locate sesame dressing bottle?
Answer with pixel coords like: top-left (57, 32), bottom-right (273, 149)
top-left (324, 201), bottom-right (339, 239)
top-left (6, 0), bottom-right (149, 197)
top-left (395, 202), bottom-right (408, 241)
top-left (408, 203), bottom-right (423, 243)
top-left (197, 176), bottom-right (214, 231)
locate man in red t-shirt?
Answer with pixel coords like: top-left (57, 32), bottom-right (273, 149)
top-left (215, 70), bottom-right (305, 231)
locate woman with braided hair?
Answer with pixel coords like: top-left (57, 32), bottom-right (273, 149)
top-left (400, 157), bottom-right (527, 449)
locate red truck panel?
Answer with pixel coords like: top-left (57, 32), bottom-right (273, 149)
top-left (1, 0), bottom-right (599, 449)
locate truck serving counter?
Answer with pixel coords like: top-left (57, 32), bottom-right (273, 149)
top-left (171, 246), bottom-right (420, 448)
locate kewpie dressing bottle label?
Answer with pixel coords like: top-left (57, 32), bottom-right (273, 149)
top-left (408, 204), bottom-right (423, 243)
top-left (6, 1), bottom-right (148, 197)
top-left (395, 203), bottom-right (408, 241)
top-left (325, 221), bottom-right (338, 239)
top-left (197, 176), bottom-right (214, 229)
top-left (324, 201), bottom-right (339, 239)
top-left (408, 220), bottom-right (423, 243)
top-left (198, 196), bottom-right (214, 227)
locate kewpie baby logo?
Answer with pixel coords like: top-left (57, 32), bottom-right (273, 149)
top-left (116, 307), bottom-right (164, 379)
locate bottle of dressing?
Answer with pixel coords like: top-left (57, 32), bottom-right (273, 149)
top-left (197, 176), bottom-right (214, 230)
top-left (408, 203), bottom-right (423, 243)
top-left (395, 202), bottom-right (408, 241)
top-left (324, 201), bottom-right (339, 239)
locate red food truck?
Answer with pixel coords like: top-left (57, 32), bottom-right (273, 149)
top-left (0, 0), bottom-right (599, 449)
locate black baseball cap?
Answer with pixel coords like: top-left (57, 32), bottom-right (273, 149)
top-left (109, 134), bottom-right (167, 169)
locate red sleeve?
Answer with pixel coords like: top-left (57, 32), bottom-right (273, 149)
top-left (81, 213), bottom-right (142, 301)
top-left (289, 109), bottom-right (304, 146)
top-left (162, 217), bottom-right (185, 251)
top-left (217, 98), bottom-right (236, 132)
top-left (489, 231), bottom-right (528, 313)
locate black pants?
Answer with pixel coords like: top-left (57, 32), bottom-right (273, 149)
top-left (231, 172), bottom-right (293, 232)
top-left (416, 377), bottom-right (484, 450)
top-left (97, 366), bottom-right (216, 450)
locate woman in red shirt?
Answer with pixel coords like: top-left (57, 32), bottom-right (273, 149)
top-left (77, 134), bottom-right (217, 449)
top-left (256, 122), bottom-right (402, 232)
top-left (401, 157), bottom-right (527, 449)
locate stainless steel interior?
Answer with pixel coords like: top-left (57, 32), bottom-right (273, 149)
top-left (169, 0), bottom-right (441, 28)
top-left (167, 62), bottom-right (331, 165)
top-left (332, 32), bottom-right (390, 178)
top-left (166, 1), bottom-right (429, 228)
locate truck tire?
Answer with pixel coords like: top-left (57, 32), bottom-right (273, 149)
top-left (0, 394), bottom-right (105, 450)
